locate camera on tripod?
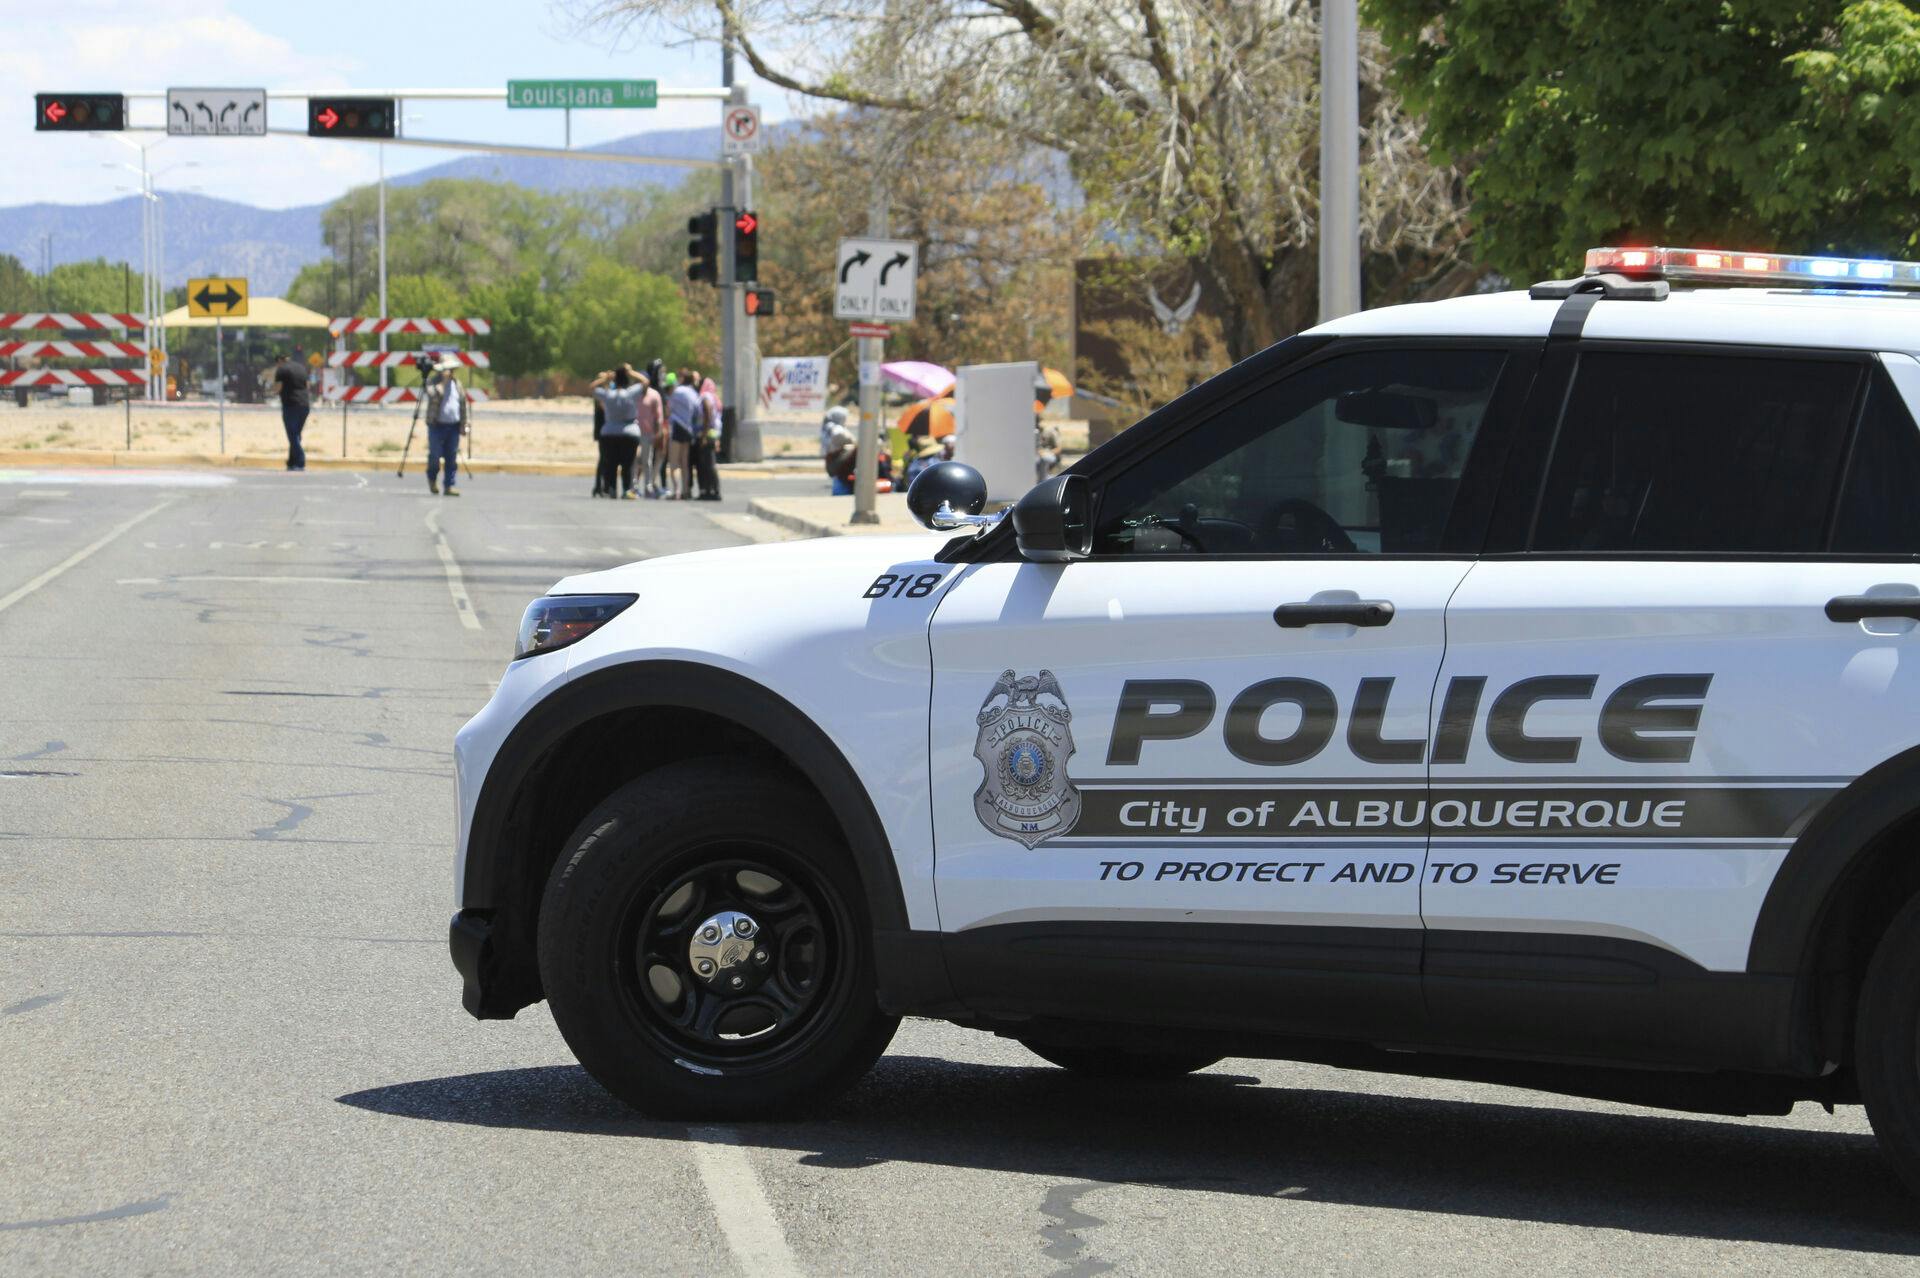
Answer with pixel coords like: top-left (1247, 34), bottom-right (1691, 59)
top-left (412, 353), bottom-right (437, 377)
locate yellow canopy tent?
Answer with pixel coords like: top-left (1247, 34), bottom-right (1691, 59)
top-left (157, 297), bottom-right (331, 329)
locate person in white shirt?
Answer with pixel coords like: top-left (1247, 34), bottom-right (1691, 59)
top-left (423, 357), bottom-right (470, 496)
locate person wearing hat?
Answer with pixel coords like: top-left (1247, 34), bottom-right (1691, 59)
top-left (422, 355), bottom-right (470, 496)
top-left (819, 405), bottom-right (850, 458)
top-left (904, 435), bottom-right (951, 489)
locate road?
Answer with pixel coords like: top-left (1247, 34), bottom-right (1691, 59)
top-left (1, 465), bottom-right (1915, 1275)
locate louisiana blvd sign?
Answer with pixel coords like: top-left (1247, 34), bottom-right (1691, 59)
top-left (507, 80), bottom-right (657, 109)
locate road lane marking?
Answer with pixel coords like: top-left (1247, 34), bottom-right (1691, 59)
top-left (0, 496), bottom-right (173, 617)
top-left (425, 505), bottom-right (482, 631)
top-left (117, 575), bottom-right (369, 585)
top-left (687, 1127), bottom-right (803, 1278)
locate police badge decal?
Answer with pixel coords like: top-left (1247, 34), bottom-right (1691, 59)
top-left (973, 669), bottom-right (1081, 848)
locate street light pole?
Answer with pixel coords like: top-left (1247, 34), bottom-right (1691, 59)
top-left (1318, 0), bottom-right (1361, 323)
top-left (377, 142), bottom-right (389, 389)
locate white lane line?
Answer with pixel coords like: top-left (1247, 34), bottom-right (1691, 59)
top-left (0, 496), bottom-right (173, 617)
top-left (425, 505), bottom-right (482, 631)
top-left (116, 575), bottom-right (369, 585)
top-left (687, 1127), bottom-right (803, 1278)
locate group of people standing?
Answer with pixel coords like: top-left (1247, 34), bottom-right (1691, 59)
top-left (591, 360), bottom-right (722, 501)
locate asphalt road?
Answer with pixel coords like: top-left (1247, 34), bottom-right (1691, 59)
top-left (2, 465), bottom-right (1915, 1275)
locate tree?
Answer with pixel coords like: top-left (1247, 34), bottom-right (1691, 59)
top-left (467, 270), bottom-right (565, 380)
top-left (1368, 0), bottom-right (1920, 282)
top-left (745, 113), bottom-right (1080, 388)
top-left (575, 0), bottom-right (1473, 359)
top-left (557, 258), bottom-right (699, 379)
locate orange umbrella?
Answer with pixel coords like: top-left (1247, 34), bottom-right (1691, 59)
top-left (897, 396), bottom-right (957, 439)
top-left (1040, 367), bottom-right (1073, 399)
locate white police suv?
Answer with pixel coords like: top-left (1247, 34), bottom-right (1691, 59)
top-left (452, 246), bottom-right (1920, 1191)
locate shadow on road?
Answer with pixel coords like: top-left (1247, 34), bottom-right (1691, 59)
top-left (338, 1053), bottom-right (1918, 1251)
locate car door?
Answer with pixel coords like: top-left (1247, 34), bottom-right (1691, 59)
top-left (926, 342), bottom-right (1532, 1035)
top-left (1424, 345), bottom-right (1920, 1063)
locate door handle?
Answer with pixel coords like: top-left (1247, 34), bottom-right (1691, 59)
top-left (1273, 600), bottom-right (1395, 628)
top-left (1826, 595), bottom-right (1920, 623)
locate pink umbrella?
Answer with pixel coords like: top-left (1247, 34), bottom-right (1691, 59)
top-left (880, 360), bottom-right (956, 398)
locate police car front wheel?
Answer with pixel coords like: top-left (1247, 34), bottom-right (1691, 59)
top-left (536, 759), bottom-right (900, 1119)
top-left (1022, 1041), bottom-right (1224, 1079)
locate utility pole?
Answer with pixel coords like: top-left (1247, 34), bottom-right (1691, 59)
top-left (1318, 0), bottom-right (1361, 323)
top-left (719, 40), bottom-right (737, 448)
top-left (377, 141), bottom-right (389, 389)
top-left (851, 193), bottom-right (887, 525)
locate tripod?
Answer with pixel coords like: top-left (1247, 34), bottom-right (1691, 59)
top-left (395, 380), bottom-right (427, 479)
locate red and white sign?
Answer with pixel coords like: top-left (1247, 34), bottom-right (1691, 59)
top-left (758, 356), bottom-right (829, 415)
top-left (0, 340), bottom-right (148, 359)
top-left (848, 322), bottom-right (891, 340)
top-left (722, 104), bottom-right (762, 156)
top-left (0, 312), bottom-right (144, 330)
top-left (323, 386), bottom-right (492, 404)
top-left (0, 368), bottom-right (144, 387)
top-left (327, 350), bottom-right (490, 369)
top-left (327, 317), bottom-right (492, 336)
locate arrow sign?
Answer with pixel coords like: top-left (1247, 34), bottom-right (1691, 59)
top-left (834, 237), bottom-right (918, 322)
top-left (43, 100), bottom-right (65, 125)
top-left (187, 276), bottom-right (249, 318)
top-left (167, 88), bottom-right (267, 137)
top-left (316, 106), bottom-right (338, 130)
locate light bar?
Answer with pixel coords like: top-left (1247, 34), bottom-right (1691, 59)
top-left (1585, 245), bottom-right (1920, 290)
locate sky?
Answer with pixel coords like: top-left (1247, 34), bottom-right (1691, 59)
top-left (0, 0), bottom-right (792, 209)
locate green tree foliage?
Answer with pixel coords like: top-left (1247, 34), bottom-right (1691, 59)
top-left (465, 270), bottom-right (565, 380)
top-left (1368, 0), bottom-right (1920, 281)
top-left (558, 257), bottom-right (697, 379)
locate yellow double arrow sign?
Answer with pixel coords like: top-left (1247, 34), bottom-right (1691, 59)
top-left (188, 276), bottom-right (248, 318)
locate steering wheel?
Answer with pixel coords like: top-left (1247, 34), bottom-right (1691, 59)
top-left (1262, 498), bottom-right (1356, 553)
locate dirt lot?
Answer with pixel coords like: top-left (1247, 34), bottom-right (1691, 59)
top-left (0, 397), bottom-right (1089, 464)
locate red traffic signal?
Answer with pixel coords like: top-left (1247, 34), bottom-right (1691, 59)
top-left (743, 288), bottom-right (776, 317)
top-left (36, 93), bottom-right (125, 132)
top-left (307, 97), bottom-right (395, 138)
top-left (732, 208), bottom-right (759, 283)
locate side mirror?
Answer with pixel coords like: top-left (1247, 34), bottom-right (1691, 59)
top-left (1012, 473), bottom-right (1093, 562)
top-left (907, 461), bottom-right (992, 530)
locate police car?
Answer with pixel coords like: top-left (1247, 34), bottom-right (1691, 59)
top-left (452, 246), bottom-right (1920, 1192)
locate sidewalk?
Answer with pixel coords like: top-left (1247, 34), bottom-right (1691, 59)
top-left (745, 491), bottom-right (933, 538)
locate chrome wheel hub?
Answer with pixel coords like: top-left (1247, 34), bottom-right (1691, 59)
top-left (687, 909), bottom-right (767, 991)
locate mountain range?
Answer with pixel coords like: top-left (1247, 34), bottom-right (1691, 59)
top-left (0, 124), bottom-right (725, 296)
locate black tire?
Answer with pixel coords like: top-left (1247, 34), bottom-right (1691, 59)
top-left (1022, 1040), bottom-right (1223, 1079)
top-left (1859, 890), bottom-right (1920, 1195)
top-left (537, 759), bottom-right (899, 1119)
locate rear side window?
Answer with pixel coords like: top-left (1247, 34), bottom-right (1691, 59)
top-left (1831, 369), bottom-right (1920, 555)
top-left (1532, 352), bottom-right (1860, 553)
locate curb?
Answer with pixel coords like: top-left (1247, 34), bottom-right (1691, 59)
top-left (745, 498), bottom-right (841, 538)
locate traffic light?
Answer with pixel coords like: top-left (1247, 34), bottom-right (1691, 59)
top-left (743, 288), bottom-right (776, 318)
top-left (687, 210), bottom-right (720, 285)
top-left (307, 97), bottom-right (395, 139)
top-left (36, 94), bottom-right (125, 132)
top-left (731, 209), bottom-right (759, 283)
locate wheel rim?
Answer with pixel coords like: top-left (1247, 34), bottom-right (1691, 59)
top-left (618, 846), bottom-right (846, 1070)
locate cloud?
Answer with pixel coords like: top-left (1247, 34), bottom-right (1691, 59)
top-left (0, 3), bottom-right (376, 210)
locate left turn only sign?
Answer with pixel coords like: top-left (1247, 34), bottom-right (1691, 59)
top-left (189, 277), bottom-right (249, 318)
top-left (167, 88), bottom-right (267, 136)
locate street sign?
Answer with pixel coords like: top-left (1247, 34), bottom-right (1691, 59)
top-left (834, 238), bottom-right (919, 322)
top-left (150, 348), bottom-right (168, 371)
top-left (306, 351), bottom-right (323, 369)
top-left (507, 80), bottom-right (658, 109)
top-left (723, 104), bottom-right (762, 155)
top-left (166, 88), bottom-right (266, 137)
top-left (848, 322), bottom-right (891, 339)
top-left (188, 277), bottom-right (248, 318)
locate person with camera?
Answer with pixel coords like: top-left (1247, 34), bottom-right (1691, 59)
top-left (422, 356), bottom-right (469, 496)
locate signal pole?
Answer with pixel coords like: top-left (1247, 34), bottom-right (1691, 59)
top-left (1318, 0), bottom-right (1361, 322)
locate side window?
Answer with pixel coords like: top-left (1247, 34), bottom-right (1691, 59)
top-left (1091, 349), bottom-right (1507, 556)
top-left (1831, 368), bottom-right (1920, 555)
top-left (1532, 352), bottom-right (1860, 554)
